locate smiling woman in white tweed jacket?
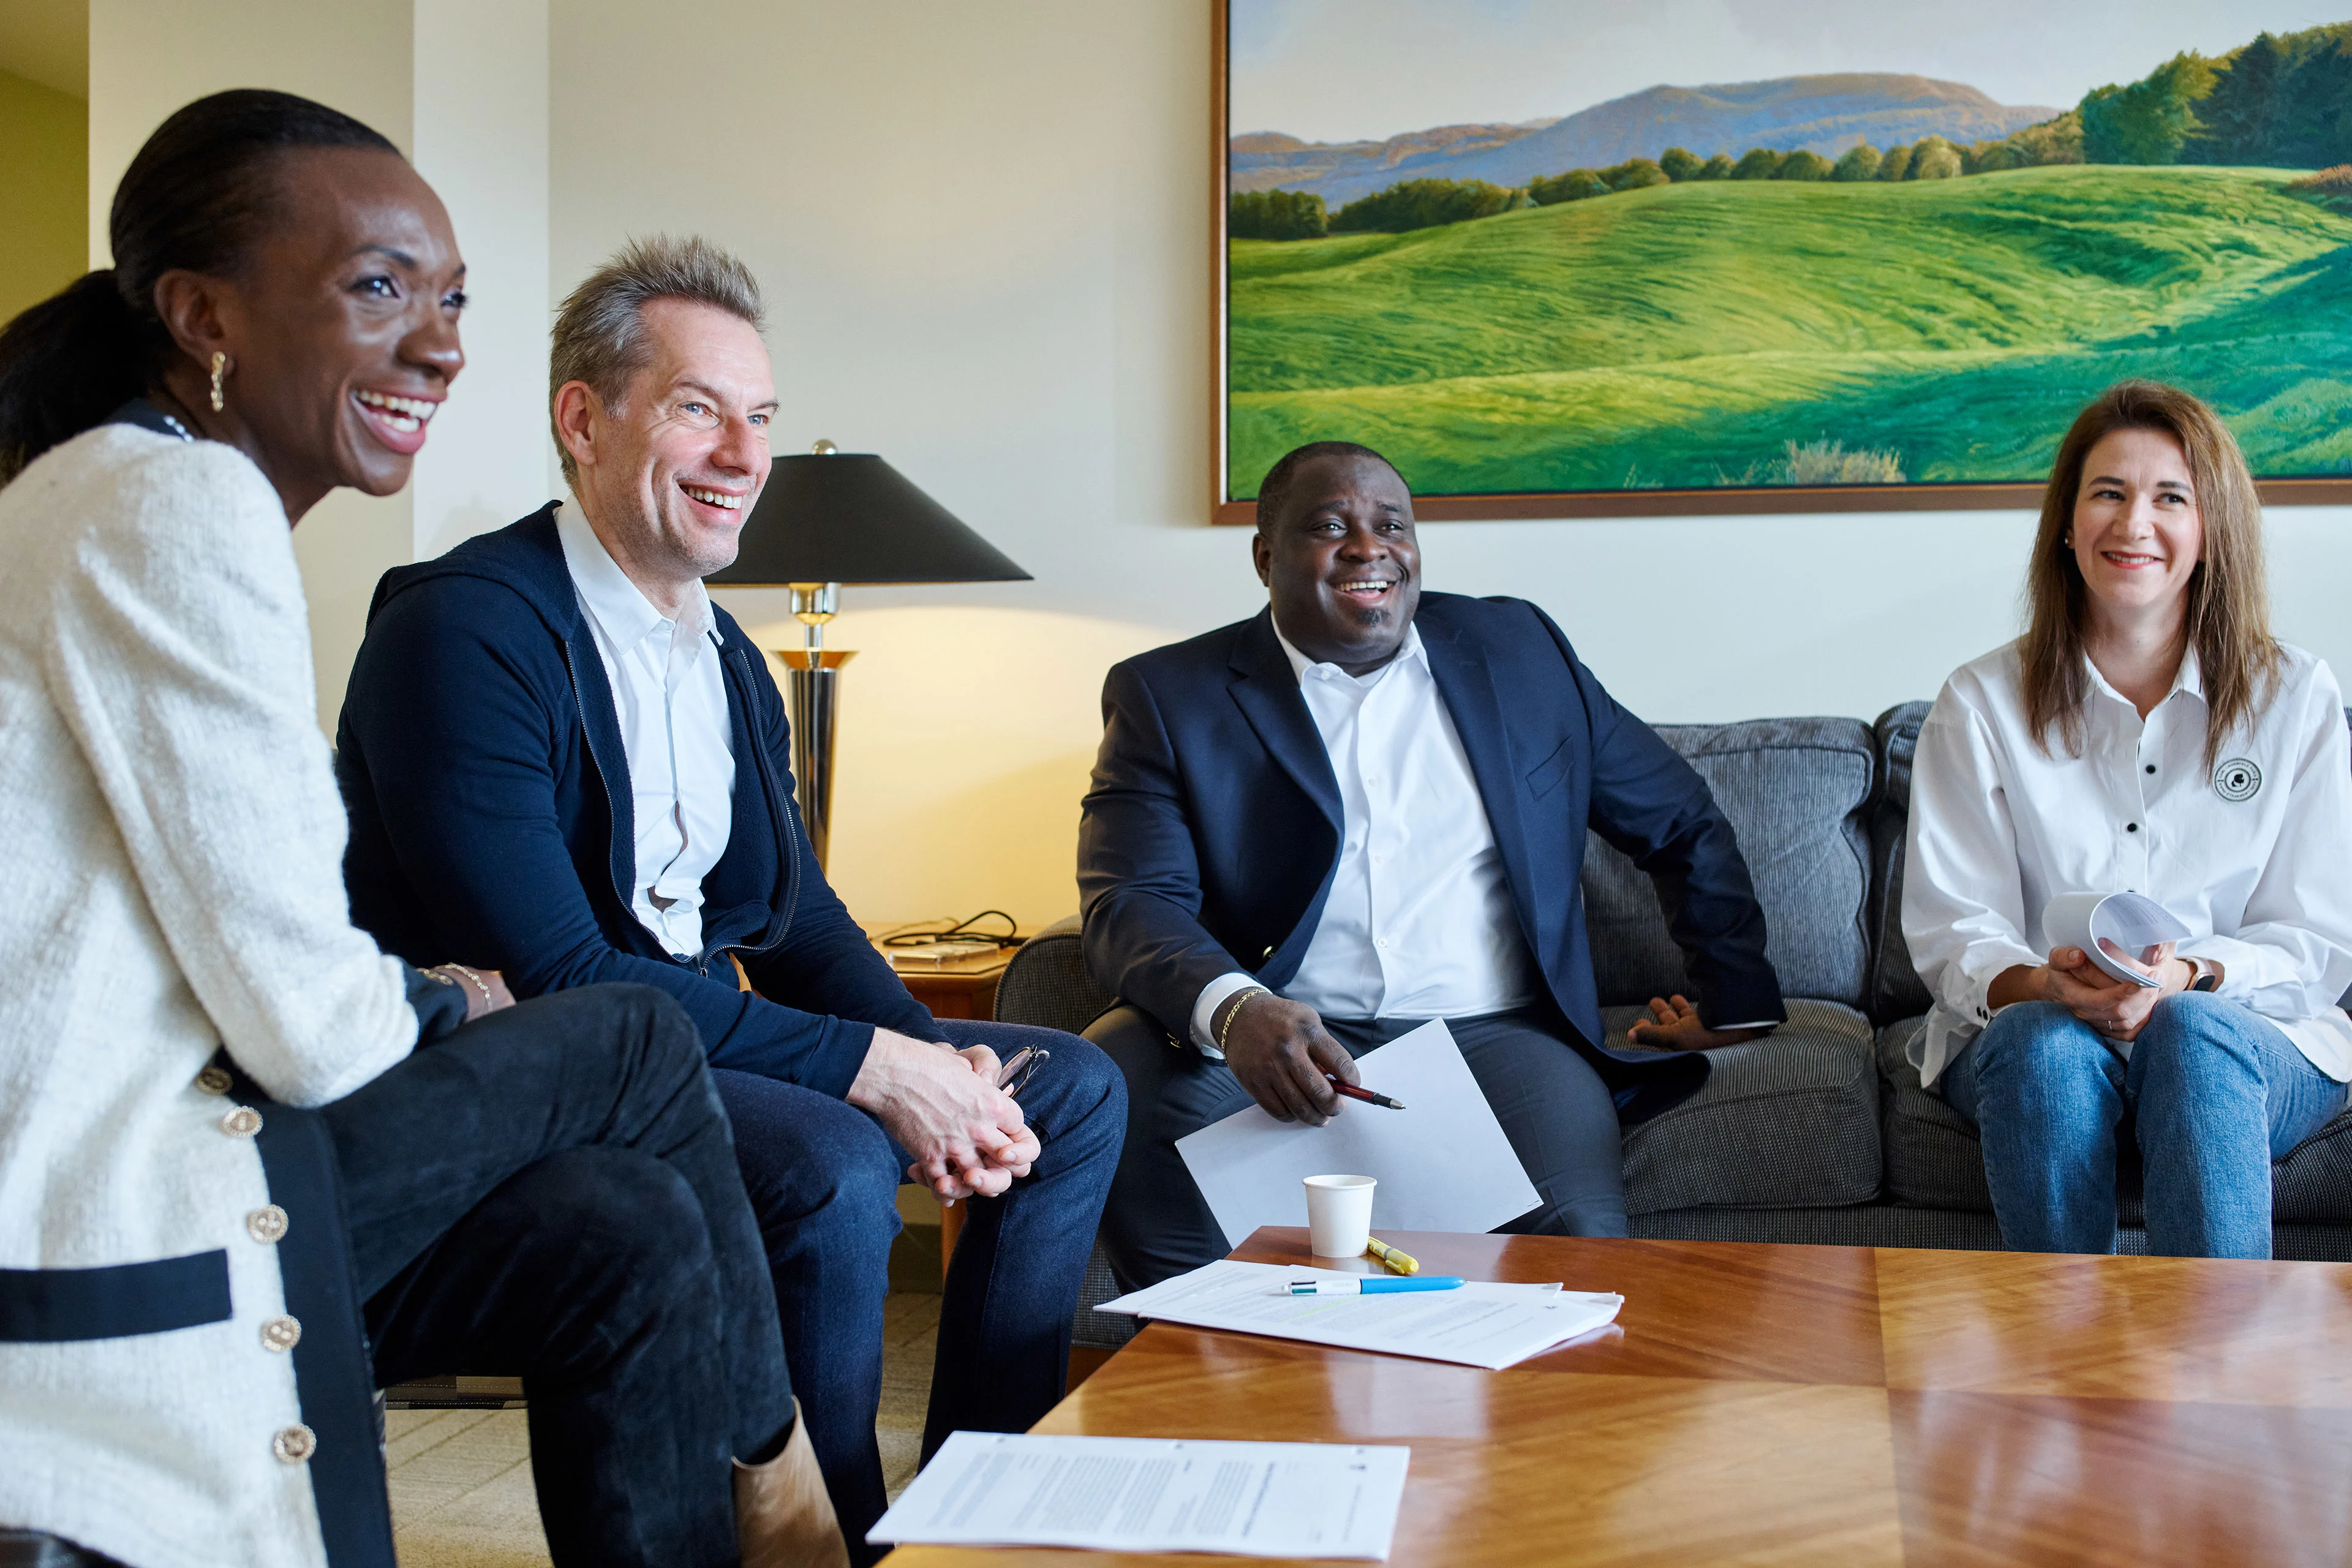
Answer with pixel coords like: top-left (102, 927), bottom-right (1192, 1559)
top-left (0, 92), bottom-right (836, 1568)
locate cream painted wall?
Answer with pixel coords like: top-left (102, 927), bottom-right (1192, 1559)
top-left (546, 0), bottom-right (2352, 930)
top-left (0, 68), bottom-right (86, 325)
top-left (408, 0), bottom-right (551, 564)
top-left (82, 2), bottom-right (2348, 927)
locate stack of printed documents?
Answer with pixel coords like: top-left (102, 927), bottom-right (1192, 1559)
top-left (869, 1431), bottom-right (1411, 1559)
top-left (1095, 1258), bottom-right (1623, 1371)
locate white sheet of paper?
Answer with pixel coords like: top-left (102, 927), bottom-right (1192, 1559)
top-left (1094, 1258), bottom-right (1624, 1371)
top-left (1176, 1019), bottom-right (1541, 1249)
top-left (868, 1430), bottom-right (1411, 1559)
top-left (2044, 891), bottom-right (2192, 988)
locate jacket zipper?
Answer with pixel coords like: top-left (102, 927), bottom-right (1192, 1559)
top-left (698, 646), bottom-right (804, 981)
top-left (736, 644), bottom-right (801, 946)
top-left (562, 640), bottom-right (636, 919)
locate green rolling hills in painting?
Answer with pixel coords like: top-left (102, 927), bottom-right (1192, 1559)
top-left (1226, 165), bottom-right (2352, 497)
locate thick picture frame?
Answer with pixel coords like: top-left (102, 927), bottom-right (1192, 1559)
top-left (1210, 0), bottom-right (2352, 526)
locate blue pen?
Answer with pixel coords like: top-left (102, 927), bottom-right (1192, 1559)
top-left (1287, 1276), bottom-right (1466, 1295)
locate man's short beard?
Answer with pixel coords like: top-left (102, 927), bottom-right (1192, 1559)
top-left (685, 540), bottom-right (739, 581)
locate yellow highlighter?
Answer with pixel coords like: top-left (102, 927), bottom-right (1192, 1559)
top-left (1365, 1237), bottom-right (1419, 1276)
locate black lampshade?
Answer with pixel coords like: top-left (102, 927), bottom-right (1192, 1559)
top-left (706, 451), bottom-right (1030, 586)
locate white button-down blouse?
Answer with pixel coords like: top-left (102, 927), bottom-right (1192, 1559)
top-left (1901, 638), bottom-right (2352, 1088)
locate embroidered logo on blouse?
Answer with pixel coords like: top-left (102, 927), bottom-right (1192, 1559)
top-left (2214, 758), bottom-right (2261, 802)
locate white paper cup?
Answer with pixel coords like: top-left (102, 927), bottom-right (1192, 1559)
top-left (1303, 1174), bottom-right (1376, 1258)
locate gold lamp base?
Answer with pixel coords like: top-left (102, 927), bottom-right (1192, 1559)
top-left (772, 581), bottom-right (853, 869)
top-left (772, 647), bottom-right (855, 869)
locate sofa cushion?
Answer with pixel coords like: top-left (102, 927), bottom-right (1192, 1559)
top-left (1865, 703), bottom-right (1936, 1025)
top-left (1613, 998), bottom-right (1880, 1215)
top-left (1583, 717), bottom-right (1875, 1012)
top-left (2272, 1106), bottom-right (2352, 1222)
top-left (1875, 1017), bottom-right (1994, 1212)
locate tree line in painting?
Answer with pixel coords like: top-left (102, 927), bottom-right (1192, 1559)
top-left (1229, 23), bottom-right (2352, 239)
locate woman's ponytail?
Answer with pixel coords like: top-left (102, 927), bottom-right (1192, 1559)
top-left (0, 270), bottom-right (158, 485)
top-left (0, 88), bottom-right (398, 487)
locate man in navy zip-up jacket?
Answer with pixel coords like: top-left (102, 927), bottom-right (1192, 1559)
top-left (335, 238), bottom-right (1121, 1558)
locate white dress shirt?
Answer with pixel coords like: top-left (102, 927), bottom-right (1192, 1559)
top-left (556, 504), bottom-right (736, 959)
top-left (1902, 638), bottom-right (2352, 1087)
top-left (1190, 620), bottom-right (1539, 1052)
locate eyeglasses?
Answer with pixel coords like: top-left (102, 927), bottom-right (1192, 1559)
top-left (995, 1046), bottom-right (1050, 1101)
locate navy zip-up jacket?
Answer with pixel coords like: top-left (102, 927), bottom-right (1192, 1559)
top-left (334, 503), bottom-right (933, 1099)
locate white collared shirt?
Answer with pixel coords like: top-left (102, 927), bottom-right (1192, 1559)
top-left (556, 504), bottom-right (736, 959)
top-left (1902, 638), bottom-right (2352, 1086)
top-left (1190, 620), bottom-right (1539, 1051)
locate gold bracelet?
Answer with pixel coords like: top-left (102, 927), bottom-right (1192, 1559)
top-left (1216, 987), bottom-right (1271, 1054)
top-left (439, 963), bottom-right (493, 1009)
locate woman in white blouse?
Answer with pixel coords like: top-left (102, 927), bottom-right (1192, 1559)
top-left (1902, 380), bottom-right (2352, 1258)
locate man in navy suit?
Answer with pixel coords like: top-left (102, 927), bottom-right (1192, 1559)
top-left (1079, 441), bottom-right (1785, 1288)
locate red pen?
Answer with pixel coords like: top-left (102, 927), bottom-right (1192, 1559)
top-left (1329, 1079), bottom-right (1406, 1110)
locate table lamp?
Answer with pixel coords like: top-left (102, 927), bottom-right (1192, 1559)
top-left (706, 440), bottom-right (1030, 867)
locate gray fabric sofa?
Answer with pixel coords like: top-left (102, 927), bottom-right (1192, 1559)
top-left (1001, 704), bottom-right (2352, 1351)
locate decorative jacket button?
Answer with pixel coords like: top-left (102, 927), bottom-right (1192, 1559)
top-left (219, 1107), bottom-right (263, 1138)
top-left (246, 1205), bottom-right (289, 1244)
top-left (260, 1316), bottom-right (302, 1353)
top-left (195, 1066), bottom-right (233, 1096)
top-left (272, 1424), bottom-right (317, 1464)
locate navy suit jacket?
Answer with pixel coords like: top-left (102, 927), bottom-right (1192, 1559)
top-left (1077, 594), bottom-right (1785, 1123)
top-left (334, 505), bottom-right (933, 1101)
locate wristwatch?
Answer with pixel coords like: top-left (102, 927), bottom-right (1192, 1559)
top-left (2185, 958), bottom-right (2220, 993)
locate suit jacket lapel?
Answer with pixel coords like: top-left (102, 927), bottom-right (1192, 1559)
top-left (1422, 606), bottom-right (1538, 928)
top-left (1226, 609), bottom-right (1343, 832)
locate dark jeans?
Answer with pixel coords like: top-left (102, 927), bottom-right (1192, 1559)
top-left (712, 1018), bottom-right (1124, 1559)
top-left (1937, 993), bottom-right (2348, 1257)
top-left (325, 984), bottom-right (794, 1568)
top-left (1088, 1006), bottom-right (1626, 1291)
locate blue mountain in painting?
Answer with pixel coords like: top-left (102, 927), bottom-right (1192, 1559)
top-left (1234, 74), bottom-right (2057, 205)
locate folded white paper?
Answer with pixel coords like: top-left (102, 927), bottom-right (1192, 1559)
top-left (1176, 1019), bottom-right (1542, 1250)
top-left (2044, 891), bottom-right (2192, 989)
top-left (1096, 1258), bottom-right (1623, 1371)
top-left (868, 1431), bottom-right (1411, 1559)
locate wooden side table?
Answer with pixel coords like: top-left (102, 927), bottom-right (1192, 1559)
top-left (887, 956), bottom-right (1014, 1020)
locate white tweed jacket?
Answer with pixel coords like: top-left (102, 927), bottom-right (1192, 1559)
top-left (0, 424), bottom-right (422, 1568)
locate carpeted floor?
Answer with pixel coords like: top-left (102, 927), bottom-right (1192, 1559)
top-left (384, 1290), bottom-right (941, 1567)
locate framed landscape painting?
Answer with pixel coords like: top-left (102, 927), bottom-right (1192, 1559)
top-left (1213, 0), bottom-right (2352, 522)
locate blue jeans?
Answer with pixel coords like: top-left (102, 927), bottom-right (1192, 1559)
top-left (712, 1019), bottom-right (1123, 1561)
top-left (1937, 994), bottom-right (2346, 1258)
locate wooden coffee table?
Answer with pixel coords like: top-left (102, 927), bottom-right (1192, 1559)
top-left (882, 1228), bottom-right (2352, 1566)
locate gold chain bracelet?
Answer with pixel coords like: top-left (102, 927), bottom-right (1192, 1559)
top-left (436, 963), bottom-right (493, 1009)
top-left (1216, 987), bottom-right (1272, 1053)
